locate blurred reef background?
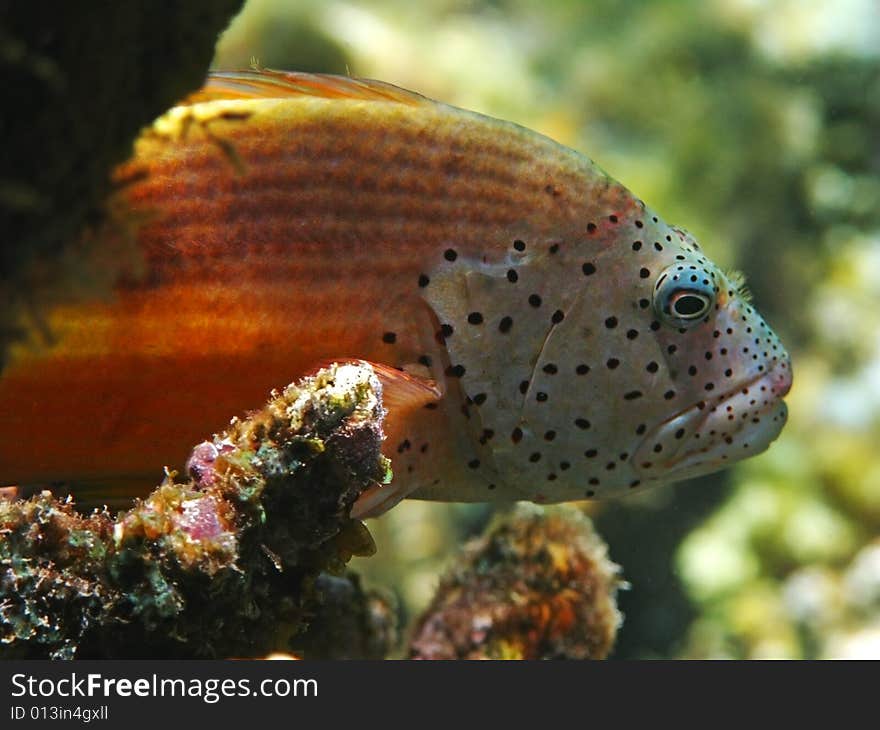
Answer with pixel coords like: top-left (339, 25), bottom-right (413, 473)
top-left (3, 0), bottom-right (880, 658)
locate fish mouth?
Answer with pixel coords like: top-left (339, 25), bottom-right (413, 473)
top-left (633, 361), bottom-right (792, 482)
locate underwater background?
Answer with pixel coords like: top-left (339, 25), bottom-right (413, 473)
top-left (211, 0), bottom-right (880, 659)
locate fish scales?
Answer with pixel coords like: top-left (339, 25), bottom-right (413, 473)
top-left (0, 71), bottom-right (791, 516)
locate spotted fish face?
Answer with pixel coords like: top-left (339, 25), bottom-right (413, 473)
top-left (627, 227), bottom-right (792, 486)
top-left (424, 205), bottom-right (791, 503)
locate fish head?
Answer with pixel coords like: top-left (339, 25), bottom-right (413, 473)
top-left (499, 216), bottom-right (793, 500)
top-left (423, 206), bottom-right (791, 503)
top-left (515, 218), bottom-right (794, 499)
top-left (625, 227), bottom-right (792, 486)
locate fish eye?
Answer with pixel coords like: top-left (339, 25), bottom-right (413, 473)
top-left (670, 291), bottom-right (711, 319)
top-left (653, 264), bottom-right (716, 328)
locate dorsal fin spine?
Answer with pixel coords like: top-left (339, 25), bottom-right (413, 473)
top-left (185, 69), bottom-right (427, 107)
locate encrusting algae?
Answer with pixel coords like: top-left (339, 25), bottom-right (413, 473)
top-left (0, 363), bottom-right (391, 659)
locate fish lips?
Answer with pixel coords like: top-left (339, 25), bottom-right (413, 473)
top-left (633, 361), bottom-right (792, 482)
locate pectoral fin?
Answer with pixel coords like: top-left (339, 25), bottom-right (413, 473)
top-left (346, 361), bottom-right (443, 519)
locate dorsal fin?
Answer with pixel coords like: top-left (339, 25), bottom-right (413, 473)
top-left (185, 69), bottom-right (428, 107)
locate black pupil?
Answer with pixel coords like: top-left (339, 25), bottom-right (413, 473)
top-left (673, 293), bottom-right (706, 317)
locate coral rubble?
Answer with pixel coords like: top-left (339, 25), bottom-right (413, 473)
top-left (0, 362), bottom-right (394, 659)
top-left (409, 505), bottom-right (623, 660)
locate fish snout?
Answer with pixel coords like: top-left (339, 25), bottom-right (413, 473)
top-left (772, 357), bottom-right (793, 398)
top-left (632, 357), bottom-right (792, 482)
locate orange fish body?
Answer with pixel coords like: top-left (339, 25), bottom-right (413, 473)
top-left (0, 71), bottom-right (791, 515)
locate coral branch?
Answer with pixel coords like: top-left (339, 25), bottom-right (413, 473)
top-left (409, 505), bottom-right (624, 660)
top-left (0, 363), bottom-right (395, 659)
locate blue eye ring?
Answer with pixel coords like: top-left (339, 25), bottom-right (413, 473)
top-left (653, 264), bottom-right (716, 327)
